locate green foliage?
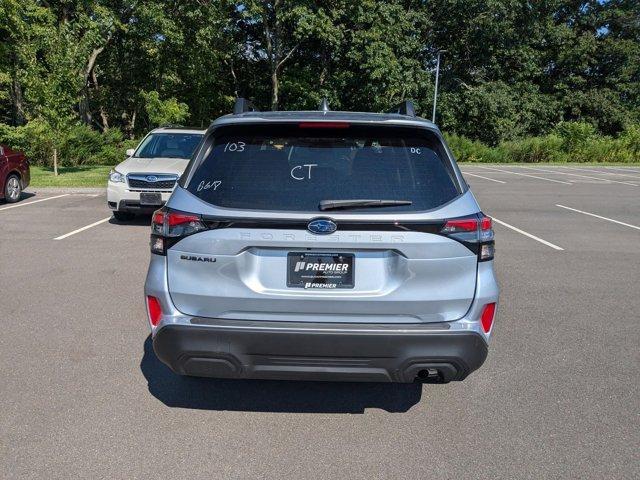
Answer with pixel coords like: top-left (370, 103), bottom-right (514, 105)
top-left (140, 91), bottom-right (190, 127)
top-left (59, 125), bottom-right (137, 165)
top-left (554, 122), bottom-right (598, 152)
top-left (499, 135), bottom-right (564, 163)
top-left (440, 82), bottom-right (561, 145)
top-left (0, 121), bottom-right (137, 166)
top-left (443, 133), bottom-right (502, 163)
top-left (0, 0), bottom-right (639, 163)
top-left (618, 125), bottom-right (640, 156)
top-left (446, 125), bottom-right (640, 164)
top-left (0, 119), bottom-right (56, 166)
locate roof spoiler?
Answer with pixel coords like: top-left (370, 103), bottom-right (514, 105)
top-left (388, 100), bottom-right (416, 117)
top-left (233, 97), bottom-right (258, 115)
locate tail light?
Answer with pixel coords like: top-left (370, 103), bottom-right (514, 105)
top-left (480, 303), bottom-right (496, 333)
top-left (146, 295), bottom-right (163, 327)
top-left (150, 207), bottom-right (207, 255)
top-left (441, 213), bottom-right (494, 261)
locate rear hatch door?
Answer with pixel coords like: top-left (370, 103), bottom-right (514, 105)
top-left (167, 122), bottom-right (478, 323)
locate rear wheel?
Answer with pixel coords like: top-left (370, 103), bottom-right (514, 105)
top-left (113, 211), bottom-right (135, 221)
top-left (4, 174), bottom-right (21, 203)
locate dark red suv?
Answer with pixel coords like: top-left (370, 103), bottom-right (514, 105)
top-left (0, 144), bottom-right (30, 203)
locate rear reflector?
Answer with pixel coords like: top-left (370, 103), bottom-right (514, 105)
top-left (480, 303), bottom-right (496, 333)
top-left (147, 295), bottom-right (162, 327)
top-left (298, 122), bottom-right (350, 129)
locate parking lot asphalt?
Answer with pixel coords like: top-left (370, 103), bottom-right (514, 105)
top-left (1, 166), bottom-right (639, 479)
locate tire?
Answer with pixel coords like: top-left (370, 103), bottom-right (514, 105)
top-left (113, 211), bottom-right (135, 221)
top-left (4, 174), bottom-right (22, 203)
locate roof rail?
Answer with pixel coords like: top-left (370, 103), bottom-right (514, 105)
top-left (388, 100), bottom-right (416, 117)
top-left (159, 123), bottom-right (184, 128)
top-left (233, 97), bottom-right (258, 115)
top-left (318, 98), bottom-right (330, 112)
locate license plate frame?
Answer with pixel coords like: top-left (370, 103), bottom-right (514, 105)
top-left (139, 192), bottom-right (162, 206)
top-left (287, 252), bottom-right (355, 289)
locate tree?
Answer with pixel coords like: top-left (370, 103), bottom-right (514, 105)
top-left (140, 90), bottom-right (189, 126)
top-left (0, 0), bottom-right (638, 144)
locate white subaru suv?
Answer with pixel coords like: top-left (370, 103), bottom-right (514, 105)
top-left (107, 127), bottom-right (205, 220)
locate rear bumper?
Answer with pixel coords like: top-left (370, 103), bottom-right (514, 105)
top-left (112, 199), bottom-right (166, 214)
top-left (152, 320), bottom-right (488, 383)
top-left (107, 181), bottom-right (172, 213)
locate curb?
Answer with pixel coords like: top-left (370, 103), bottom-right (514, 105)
top-left (25, 187), bottom-right (105, 194)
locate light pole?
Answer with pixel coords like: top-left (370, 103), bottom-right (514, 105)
top-left (432, 49), bottom-right (447, 123)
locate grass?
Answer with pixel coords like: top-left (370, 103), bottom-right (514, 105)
top-left (29, 165), bottom-right (113, 187)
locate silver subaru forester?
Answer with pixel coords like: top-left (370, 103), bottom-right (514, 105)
top-left (144, 99), bottom-right (499, 383)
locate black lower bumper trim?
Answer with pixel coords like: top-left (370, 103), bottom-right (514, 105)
top-left (152, 321), bottom-right (488, 383)
top-left (117, 199), bottom-right (165, 213)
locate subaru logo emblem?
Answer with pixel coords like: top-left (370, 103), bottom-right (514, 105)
top-left (146, 175), bottom-right (158, 182)
top-left (307, 218), bottom-right (337, 235)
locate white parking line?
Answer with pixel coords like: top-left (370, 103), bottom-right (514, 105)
top-left (461, 172), bottom-right (506, 184)
top-left (604, 166), bottom-right (640, 174)
top-left (54, 217), bottom-right (111, 240)
top-left (522, 166), bottom-right (638, 186)
top-left (556, 205), bottom-right (640, 231)
top-left (600, 166), bottom-right (640, 177)
top-left (476, 166), bottom-right (572, 185)
top-left (0, 194), bottom-right (70, 211)
top-left (492, 217), bottom-right (564, 250)
top-left (562, 166), bottom-right (640, 180)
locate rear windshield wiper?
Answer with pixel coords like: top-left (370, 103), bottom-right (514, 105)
top-left (319, 199), bottom-right (413, 211)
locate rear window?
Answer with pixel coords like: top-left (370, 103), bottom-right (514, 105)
top-left (186, 124), bottom-right (461, 212)
top-left (135, 132), bottom-right (202, 159)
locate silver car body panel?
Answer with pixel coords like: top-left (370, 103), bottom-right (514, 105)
top-left (145, 254), bottom-right (499, 340)
top-left (145, 111), bottom-right (498, 340)
top-left (164, 181), bottom-right (484, 321)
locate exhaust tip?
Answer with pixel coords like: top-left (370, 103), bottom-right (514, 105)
top-left (415, 368), bottom-right (443, 383)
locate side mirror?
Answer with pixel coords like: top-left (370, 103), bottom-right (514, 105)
top-left (126, 148), bottom-right (135, 157)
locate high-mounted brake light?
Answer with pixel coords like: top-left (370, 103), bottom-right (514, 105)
top-left (298, 122), bottom-right (350, 129)
top-left (147, 295), bottom-right (163, 327)
top-left (480, 303), bottom-right (496, 333)
top-left (150, 207), bottom-right (207, 255)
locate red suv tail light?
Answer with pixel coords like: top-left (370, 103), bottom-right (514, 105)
top-left (440, 214), bottom-right (494, 261)
top-left (150, 207), bottom-right (207, 255)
